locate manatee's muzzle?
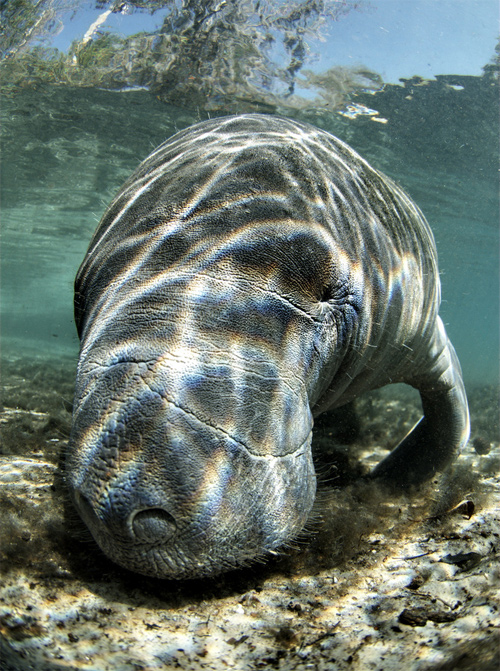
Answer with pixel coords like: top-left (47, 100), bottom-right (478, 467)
top-left (68, 430), bottom-right (315, 579)
top-left (66, 362), bottom-right (316, 578)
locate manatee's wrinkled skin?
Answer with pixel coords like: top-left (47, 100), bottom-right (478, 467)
top-left (67, 114), bottom-right (470, 579)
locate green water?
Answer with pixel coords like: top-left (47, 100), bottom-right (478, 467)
top-left (1, 73), bottom-right (498, 385)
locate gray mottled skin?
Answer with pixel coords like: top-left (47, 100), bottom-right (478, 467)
top-left (67, 114), bottom-right (470, 579)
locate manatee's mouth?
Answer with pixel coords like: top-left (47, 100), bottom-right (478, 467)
top-left (70, 431), bottom-right (315, 579)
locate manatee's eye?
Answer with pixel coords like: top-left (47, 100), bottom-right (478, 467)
top-left (221, 229), bottom-right (335, 305)
top-left (318, 284), bottom-right (335, 303)
top-left (277, 234), bottom-right (335, 304)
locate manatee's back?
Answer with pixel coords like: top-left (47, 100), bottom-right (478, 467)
top-left (75, 114), bottom-right (438, 353)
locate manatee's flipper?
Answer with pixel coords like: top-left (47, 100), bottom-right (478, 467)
top-left (371, 318), bottom-right (470, 488)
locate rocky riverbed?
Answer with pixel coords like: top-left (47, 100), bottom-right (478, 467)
top-left (1, 356), bottom-right (498, 671)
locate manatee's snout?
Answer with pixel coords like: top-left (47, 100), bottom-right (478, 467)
top-left (67, 357), bottom-right (316, 578)
top-left (71, 479), bottom-right (178, 547)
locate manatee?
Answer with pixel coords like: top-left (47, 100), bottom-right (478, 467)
top-left (67, 114), bottom-right (470, 579)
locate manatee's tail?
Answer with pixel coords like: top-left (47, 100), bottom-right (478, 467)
top-left (370, 318), bottom-right (470, 488)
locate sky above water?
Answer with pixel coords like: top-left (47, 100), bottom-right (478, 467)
top-left (49, 0), bottom-right (499, 84)
top-left (315, 0), bottom-right (499, 82)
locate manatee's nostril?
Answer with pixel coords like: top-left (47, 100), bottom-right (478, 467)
top-left (131, 508), bottom-right (177, 543)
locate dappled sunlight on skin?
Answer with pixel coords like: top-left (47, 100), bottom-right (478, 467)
top-left (68, 114), bottom-right (469, 579)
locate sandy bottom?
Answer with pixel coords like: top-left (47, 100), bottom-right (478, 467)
top-left (0, 356), bottom-right (498, 671)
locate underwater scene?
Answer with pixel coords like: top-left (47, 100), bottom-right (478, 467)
top-left (1, 1), bottom-right (499, 669)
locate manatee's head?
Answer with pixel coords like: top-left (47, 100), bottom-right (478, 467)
top-left (67, 222), bottom-right (356, 578)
